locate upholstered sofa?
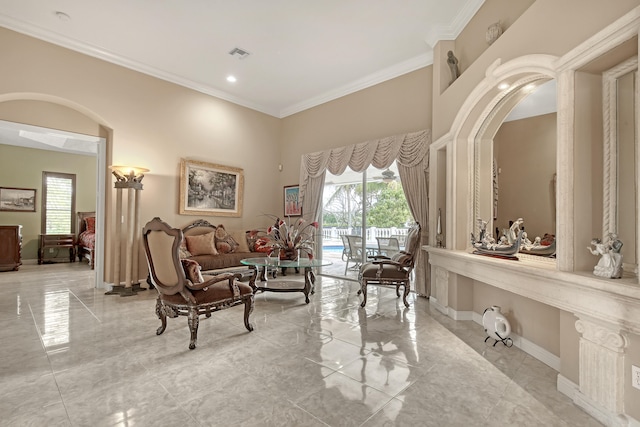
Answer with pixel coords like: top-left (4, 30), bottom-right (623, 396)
top-left (180, 219), bottom-right (268, 275)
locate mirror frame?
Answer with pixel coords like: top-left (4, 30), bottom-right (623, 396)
top-left (602, 55), bottom-right (638, 275)
top-left (472, 75), bottom-right (555, 246)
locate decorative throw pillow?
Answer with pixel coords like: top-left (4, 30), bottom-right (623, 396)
top-left (254, 237), bottom-right (271, 253)
top-left (230, 230), bottom-right (250, 253)
top-left (178, 240), bottom-right (192, 259)
top-left (391, 251), bottom-right (412, 266)
top-left (185, 232), bottom-right (218, 256)
top-left (246, 230), bottom-right (260, 251)
top-left (215, 225), bottom-right (239, 254)
top-left (85, 216), bottom-right (96, 233)
top-left (181, 259), bottom-right (204, 284)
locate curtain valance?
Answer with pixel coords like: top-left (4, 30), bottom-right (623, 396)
top-left (299, 129), bottom-right (430, 202)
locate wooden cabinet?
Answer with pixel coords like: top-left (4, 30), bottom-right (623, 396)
top-left (0, 225), bottom-right (22, 272)
top-left (38, 234), bottom-right (75, 264)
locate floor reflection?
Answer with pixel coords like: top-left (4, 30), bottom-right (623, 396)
top-left (0, 263), bottom-right (602, 426)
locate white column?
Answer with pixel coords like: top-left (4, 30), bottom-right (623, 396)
top-left (131, 187), bottom-right (142, 285)
top-left (430, 265), bottom-right (449, 314)
top-left (113, 187), bottom-right (123, 288)
top-left (574, 315), bottom-right (628, 426)
top-left (125, 187), bottom-right (135, 287)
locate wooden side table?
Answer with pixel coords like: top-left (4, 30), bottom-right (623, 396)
top-left (0, 225), bottom-right (22, 271)
top-left (39, 234), bottom-right (76, 264)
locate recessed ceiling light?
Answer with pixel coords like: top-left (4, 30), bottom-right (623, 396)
top-left (226, 75), bottom-right (237, 83)
top-left (55, 11), bottom-right (71, 21)
top-left (498, 82), bottom-right (510, 90)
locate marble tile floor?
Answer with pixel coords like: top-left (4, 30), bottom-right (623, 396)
top-left (0, 263), bottom-right (601, 427)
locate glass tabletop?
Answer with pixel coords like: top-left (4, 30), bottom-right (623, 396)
top-left (240, 257), bottom-right (331, 268)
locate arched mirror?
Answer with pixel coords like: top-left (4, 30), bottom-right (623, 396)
top-left (473, 78), bottom-right (557, 257)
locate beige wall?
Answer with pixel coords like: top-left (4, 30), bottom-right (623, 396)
top-left (279, 67), bottom-right (433, 189)
top-left (453, 0), bottom-right (535, 79)
top-left (0, 27), bottom-right (283, 282)
top-left (473, 281), bottom-right (560, 356)
top-left (494, 113), bottom-right (557, 238)
top-left (432, 0), bottom-right (640, 140)
top-left (0, 144), bottom-right (97, 260)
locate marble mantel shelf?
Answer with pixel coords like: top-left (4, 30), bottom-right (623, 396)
top-left (423, 245), bottom-right (640, 335)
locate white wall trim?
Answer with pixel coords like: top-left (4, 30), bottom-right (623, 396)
top-left (557, 374), bottom-right (578, 400)
top-left (441, 307), bottom-right (563, 371)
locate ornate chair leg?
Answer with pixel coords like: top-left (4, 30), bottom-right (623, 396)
top-left (155, 296), bottom-right (167, 335)
top-left (243, 295), bottom-right (254, 332)
top-left (187, 308), bottom-right (199, 350)
top-left (395, 284), bottom-right (401, 297)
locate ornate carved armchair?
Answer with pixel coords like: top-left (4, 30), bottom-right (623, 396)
top-left (142, 217), bottom-right (254, 350)
top-left (357, 223), bottom-right (421, 308)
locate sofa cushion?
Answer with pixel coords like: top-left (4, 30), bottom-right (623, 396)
top-left (185, 232), bottom-right (219, 256)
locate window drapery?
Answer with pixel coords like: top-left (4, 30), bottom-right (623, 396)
top-left (298, 129), bottom-right (432, 296)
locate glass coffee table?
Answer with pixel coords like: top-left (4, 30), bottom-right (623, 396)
top-left (240, 257), bottom-right (331, 304)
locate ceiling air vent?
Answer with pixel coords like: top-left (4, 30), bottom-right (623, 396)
top-left (229, 47), bottom-right (250, 59)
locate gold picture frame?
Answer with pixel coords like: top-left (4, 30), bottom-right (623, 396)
top-left (179, 159), bottom-right (244, 217)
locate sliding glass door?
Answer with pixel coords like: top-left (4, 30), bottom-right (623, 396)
top-left (320, 161), bottom-right (412, 280)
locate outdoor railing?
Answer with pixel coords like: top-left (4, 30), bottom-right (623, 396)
top-left (322, 227), bottom-right (408, 245)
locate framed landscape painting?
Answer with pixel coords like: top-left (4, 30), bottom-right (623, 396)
top-left (179, 159), bottom-right (244, 217)
top-left (284, 185), bottom-right (302, 217)
top-left (0, 187), bottom-right (36, 212)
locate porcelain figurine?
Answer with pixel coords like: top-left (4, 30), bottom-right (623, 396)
top-left (588, 233), bottom-right (623, 279)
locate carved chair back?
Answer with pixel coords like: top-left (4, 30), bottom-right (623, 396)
top-left (142, 217), bottom-right (189, 297)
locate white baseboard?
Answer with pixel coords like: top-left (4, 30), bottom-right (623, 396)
top-left (428, 297), bottom-right (448, 315)
top-left (556, 374), bottom-right (578, 400)
top-left (450, 308), bottom-right (474, 320)
top-left (446, 308), bottom-right (562, 371)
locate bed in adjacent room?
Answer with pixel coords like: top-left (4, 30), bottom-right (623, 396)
top-left (76, 211), bottom-right (96, 269)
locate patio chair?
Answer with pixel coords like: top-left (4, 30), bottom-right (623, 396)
top-left (345, 235), bottom-right (366, 274)
top-left (357, 223), bottom-right (421, 308)
top-left (376, 236), bottom-right (401, 257)
top-left (142, 217), bottom-right (254, 350)
top-left (340, 235), bottom-right (350, 262)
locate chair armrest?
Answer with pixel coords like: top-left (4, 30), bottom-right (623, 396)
top-left (371, 259), bottom-right (405, 269)
top-left (187, 272), bottom-right (237, 291)
top-left (367, 255), bottom-right (390, 261)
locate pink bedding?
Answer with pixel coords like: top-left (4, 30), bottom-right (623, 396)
top-left (78, 231), bottom-right (96, 249)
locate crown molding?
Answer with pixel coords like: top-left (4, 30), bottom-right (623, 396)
top-left (0, 14), bottom-right (280, 117)
top-left (424, 0), bottom-right (485, 48)
top-left (279, 52), bottom-right (433, 118)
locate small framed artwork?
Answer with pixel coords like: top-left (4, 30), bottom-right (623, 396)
top-left (0, 187), bottom-right (37, 212)
top-left (179, 159), bottom-right (244, 217)
top-left (284, 185), bottom-right (302, 217)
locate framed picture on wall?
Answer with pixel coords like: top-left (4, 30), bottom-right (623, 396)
top-left (284, 185), bottom-right (302, 217)
top-left (0, 187), bottom-right (36, 212)
top-left (179, 159), bottom-right (244, 217)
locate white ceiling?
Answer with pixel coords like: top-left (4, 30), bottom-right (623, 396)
top-left (0, 0), bottom-right (485, 118)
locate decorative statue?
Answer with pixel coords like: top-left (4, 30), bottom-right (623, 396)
top-left (588, 234), bottom-right (623, 279)
top-left (447, 50), bottom-right (460, 84)
top-left (470, 218), bottom-right (523, 259)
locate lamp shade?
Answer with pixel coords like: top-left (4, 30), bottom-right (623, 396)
top-left (110, 165), bottom-right (150, 176)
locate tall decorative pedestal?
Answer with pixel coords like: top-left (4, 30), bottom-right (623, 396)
top-left (107, 166), bottom-right (148, 297)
